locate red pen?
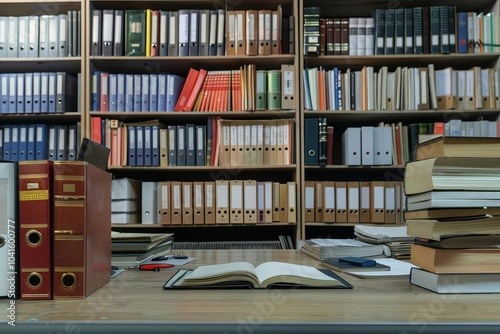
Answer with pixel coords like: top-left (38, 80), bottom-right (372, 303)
top-left (127, 263), bottom-right (175, 271)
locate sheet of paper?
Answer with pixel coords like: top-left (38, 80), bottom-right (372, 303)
top-left (310, 239), bottom-right (372, 247)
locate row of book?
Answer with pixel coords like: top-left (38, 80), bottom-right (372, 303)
top-left (0, 12), bottom-right (81, 58)
top-left (173, 65), bottom-right (294, 112)
top-left (92, 65), bottom-right (294, 113)
top-left (305, 6), bottom-right (497, 56)
top-left (16, 160), bottom-right (111, 300)
top-left (91, 7), bottom-right (294, 57)
top-left (91, 117), bottom-right (294, 168)
top-left (0, 72), bottom-right (78, 114)
top-left (404, 137), bottom-right (500, 293)
top-left (91, 72), bottom-right (184, 112)
top-left (305, 181), bottom-right (404, 224)
top-left (1, 124), bottom-right (79, 162)
top-left (303, 64), bottom-right (500, 112)
top-left (112, 178), bottom-right (297, 225)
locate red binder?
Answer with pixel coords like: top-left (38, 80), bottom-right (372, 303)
top-left (174, 68), bottom-right (199, 111)
top-left (52, 161), bottom-right (111, 299)
top-left (19, 160), bottom-right (53, 300)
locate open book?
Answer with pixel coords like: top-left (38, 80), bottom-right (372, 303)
top-left (163, 261), bottom-right (352, 289)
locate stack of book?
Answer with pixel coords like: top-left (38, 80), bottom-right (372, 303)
top-left (353, 225), bottom-right (414, 259)
top-left (300, 238), bottom-right (385, 261)
top-left (111, 232), bottom-right (174, 267)
top-left (404, 136), bottom-right (500, 293)
top-left (112, 178), bottom-right (141, 224)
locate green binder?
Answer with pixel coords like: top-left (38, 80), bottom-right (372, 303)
top-left (255, 70), bottom-right (267, 110)
top-left (125, 10), bottom-right (146, 56)
top-left (267, 70), bottom-right (281, 110)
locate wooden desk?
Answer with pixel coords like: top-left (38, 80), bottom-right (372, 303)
top-left (4, 250), bottom-right (500, 333)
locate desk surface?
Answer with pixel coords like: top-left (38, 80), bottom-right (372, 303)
top-left (4, 250), bottom-right (500, 333)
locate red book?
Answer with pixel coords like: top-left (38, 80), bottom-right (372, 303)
top-left (174, 68), bottom-right (199, 111)
top-left (183, 69), bottom-right (207, 111)
top-left (19, 160), bottom-right (53, 300)
top-left (52, 161), bottom-right (111, 299)
top-left (434, 122), bottom-right (445, 135)
top-left (91, 117), bottom-right (102, 144)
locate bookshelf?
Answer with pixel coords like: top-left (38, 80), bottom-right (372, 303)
top-left (0, 0), bottom-right (84, 162)
top-left (299, 0), bottom-right (500, 239)
top-left (86, 0), bottom-right (302, 243)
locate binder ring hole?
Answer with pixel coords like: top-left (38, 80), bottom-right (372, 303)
top-left (27, 273), bottom-right (43, 288)
top-left (0, 236), bottom-right (4, 248)
top-left (61, 273), bottom-right (77, 289)
top-left (26, 230), bottom-right (42, 246)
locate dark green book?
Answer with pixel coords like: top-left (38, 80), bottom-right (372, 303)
top-left (125, 10), bottom-right (146, 56)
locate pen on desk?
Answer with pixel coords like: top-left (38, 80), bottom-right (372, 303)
top-left (127, 263), bottom-right (175, 271)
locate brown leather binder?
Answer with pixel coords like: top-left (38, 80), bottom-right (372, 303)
top-left (170, 181), bottom-right (182, 225)
top-left (384, 181), bottom-right (396, 224)
top-left (193, 181), bottom-right (205, 225)
top-left (287, 182), bottom-right (296, 223)
top-left (229, 180), bottom-right (244, 224)
top-left (258, 10), bottom-right (272, 55)
top-left (235, 10), bottom-right (246, 55)
top-left (244, 180), bottom-right (258, 224)
top-left (182, 182), bottom-right (193, 225)
top-left (204, 181), bottom-right (216, 225)
top-left (19, 160), bottom-right (53, 300)
top-left (333, 18), bottom-right (341, 55)
top-left (226, 11), bottom-right (236, 55)
top-left (322, 181), bottom-right (336, 223)
top-left (216, 180), bottom-right (230, 224)
top-left (272, 182), bottom-right (280, 222)
top-left (159, 181), bottom-right (171, 225)
top-left (315, 181), bottom-right (324, 223)
top-left (279, 183), bottom-right (288, 222)
top-left (340, 18), bottom-right (349, 55)
top-left (335, 181), bottom-right (348, 223)
top-left (271, 10), bottom-right (281, 54)
top-left (52, 161), bottom-right (111, 299)
top-left (304, 181), bottom-right (316, 222)
top-left (325, 18), bottom-right (334, 55)
top-left (370, 181), bottom-right (385, 223)
top-left (359, 181), bottom-right (372, 223)
top-left (245, 10), bottom-right (259, 55)
top-left (319, 18), bottom-right (326, 55)
top-left (347, 181), bottom-right (360, 223)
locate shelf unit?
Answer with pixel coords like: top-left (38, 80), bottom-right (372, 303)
top-left (86, 0), bottom-right (302, 243)
top-left (0, 0), bottom-right (85, 158)
top-left (299, 0), bottom-right (500, 239)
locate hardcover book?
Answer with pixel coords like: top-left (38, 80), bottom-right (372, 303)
top-left (163, 261), bottom-right (352, 289)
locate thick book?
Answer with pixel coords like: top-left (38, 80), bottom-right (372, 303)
top-left (410, 267), bottom-right (500, 294)
top-left (414, 136), bottom-right (500, 161)
top-left (410, 244), bottom-right (500, 274)
top-left (406, 190), bottom-right (500, 211)
top-left (52, 161), bottom-right (111, 299)
top-left (18, 160), bottom-right (53, 300)
top-left (300, 239), bottom-right (385, 260)
top-left (404, 156), bottom-right (500, 195)
top-left (112, 239), bottom-right (173, 267)
top-left (321, 258), bottom-right (390, 272)
top-left (163, 261), bottom-right (352, 289)
top-left (406, 215), bottom-right (500, 241)
top-left (353, 225), bottom-right (414, 243)
top-left (415, 234), bottom-right (500, 249)
top-left (404, 207), bottom-right (500, 220)
top-left (111, 231), bottom-right (173, 243)
top-left (112, 233), bottom-right (173, 252)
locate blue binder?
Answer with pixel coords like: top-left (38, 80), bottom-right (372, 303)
top-left (0, 74), bottom-right (9, 114)
top-left (158, 74), bottom-right (167, 112)
top-left (141, 74), bottom-right (150, 112)
top-left (26, 124), bottom-right (36, 160)
top-left (152, 125), bottom-right (160, 166)
top-left (35, 124), bottom-right (49, 159)
top-left (136, 126), bottom-right (144, 166)
top-left (18, 125), bottom-right (28, 161)
top-left (10, 125), bottom-right (19, 161)
top-left (24, 73), bottom-right (33, 114)
top-left (144, 126), bottom-right (152, 166)
top-left (116, 73), bottom-right (126, 111)
top-left (133, 74), bottom-right (142, 112)
top-left (166, 74), bottom-right (185, 112)
top-left (91, 71), bottom-right (101, 111)
top-left (2, 125), bottom-right (11, 160)
top-left (125, 74), bottom-right (134, 112)
top-left (127, 125), bottom-right (136, 167)
top-left (48, 125), bottom-right (57, 160)
top-left (40, 72), bottom-right (49, 113)
top-left (32, 73), bottom-right (41, 113)
top-left (149, 74), bottom-right (158, 112)
top-left (108, 73), bottom-right (117, 112)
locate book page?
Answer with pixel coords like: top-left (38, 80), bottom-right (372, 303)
top-left (255, 262), bottom-right (340, 287)
top-left (183, 262), bottom-right (259, 286)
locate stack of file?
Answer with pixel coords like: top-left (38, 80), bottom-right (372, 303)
top-left (404, 137), bottom-right (500, 293)
top-left (111, 232), bottom-right (174, 267)
top-left (112, 178), bottom-right (141, 224)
